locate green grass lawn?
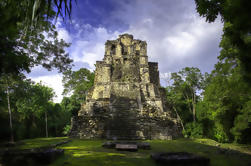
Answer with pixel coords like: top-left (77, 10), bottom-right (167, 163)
top-left (12, 137), bottom-right (251, 166)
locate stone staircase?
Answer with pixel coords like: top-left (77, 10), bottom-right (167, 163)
top-left (105, 101), bottom-right (140, 140)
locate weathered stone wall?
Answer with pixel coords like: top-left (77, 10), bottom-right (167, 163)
top-left (149, 62), bottom-right (160, 86)
top-left (70, 111), bottom-right (181, 140)
top-left (70, 34), bottom-right (182, 140)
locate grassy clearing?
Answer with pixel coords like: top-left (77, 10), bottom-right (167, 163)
top-left (13, 137), bottom-right (251, 166)
top-left (17, 137), bottom-right (70, 149)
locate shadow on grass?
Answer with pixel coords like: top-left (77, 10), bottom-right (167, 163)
top-left (2, 138), bottom-right (250, 166)
top-left (49, 139), bottom-right (251, 166)
top-left (18, 137), bottom-right (70, 149)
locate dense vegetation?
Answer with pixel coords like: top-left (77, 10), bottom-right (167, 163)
top-left (0, 69), bottom-right (94, 141)
top-left (0, 0), bottom-right (75, 141)
top-left (165, 20), bottom-right (251, 143)
top-left (0, 0), bottom-right (251, 146)
top-left (166, 47), bottom-right (251, 143)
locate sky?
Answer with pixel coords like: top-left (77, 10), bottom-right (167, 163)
top-left (27, 0), bottom-right (223, 103)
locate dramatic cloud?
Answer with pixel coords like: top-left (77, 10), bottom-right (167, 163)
top-left (27, 0), bottom-right (223, 102)
top-left (67, 24), bottom-right (120, 70)
top-left (111, 0), bottom-right (223, 73)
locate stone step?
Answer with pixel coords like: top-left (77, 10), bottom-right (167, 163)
top-left (115, 144), bottom-right (138, 151)
top-left (111, 104), bottom-right (137, 106)
top-left (111, 104), bottom-right (138, 107)
top-left (108, 126), bottom-right (138, 129)
top-left (111, 107), bottom-right (138, 111)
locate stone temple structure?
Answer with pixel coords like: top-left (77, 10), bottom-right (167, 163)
top-left (70, 34), bottom-right (181, 140)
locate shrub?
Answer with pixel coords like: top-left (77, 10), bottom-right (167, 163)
top-left (62, 125), bottom-right (71, 135)
top-left (183, 122), bottom-right (203, 138)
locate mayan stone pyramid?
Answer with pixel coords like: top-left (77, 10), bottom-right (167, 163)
top-left (70, 34), bottom-right (181, 140)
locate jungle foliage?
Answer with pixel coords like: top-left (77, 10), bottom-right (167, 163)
top-left (62, 68), bottom-right (95, 116)
top-left (0, 76), bottom-right (70, 141)
top-left (166, 25), bottom-right (251, 143)
top-left (0, 0), bottom-right (75, 141)
top-left (195, 0), bottom-right (251, 82)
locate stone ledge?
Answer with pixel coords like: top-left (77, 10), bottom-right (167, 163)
top-left (102, 141), bottom-right (150, 150)
top-left (116, 144), bottom-right (138, 151)
top-left (0, 148), bottom-right (64, 165)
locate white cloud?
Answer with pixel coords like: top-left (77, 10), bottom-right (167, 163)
top-left (30, 74), bottom-right (64, 103)
top-left (165, 31), bottom-right (196, 56)
top-left (160, 72), bottom-right (172, 86)
top-left (68, 25), bottom-right (121, 70)
top-left (57, 28), bottom-right (72, 43)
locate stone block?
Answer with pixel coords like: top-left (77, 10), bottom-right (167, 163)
top-left (115, 144), bottom-right (138, 151)
top-left (151, 152), bottom-right (210, 166)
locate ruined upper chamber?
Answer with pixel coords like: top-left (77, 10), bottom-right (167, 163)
top-left (78, 34), bottom-right (165, 116)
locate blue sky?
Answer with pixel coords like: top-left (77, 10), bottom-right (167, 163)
top-left (28, 0), bottom-right (223, 102)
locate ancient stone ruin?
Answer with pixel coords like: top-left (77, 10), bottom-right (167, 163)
top-left (70, 34), bottom-right (181, 140)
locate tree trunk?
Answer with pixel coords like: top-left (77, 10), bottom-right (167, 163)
top-left (6, 84), bottom-right (14, 142)
top-left (183, 93), bottom-right (193, 114)
top-left (55, 124), bottom-right (57, 137)
top-left (173, 107), bottom-right (185, 131)
top-left (45, 111), bottom-right (48, 137)
top-left (25, 115), bottom-right (32, 138)
top-left (192, 92), bottom-right (196, 122)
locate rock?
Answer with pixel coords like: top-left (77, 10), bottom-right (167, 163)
top-left (102, 141), bottom-right (151, 150)
top-left (1, 148), bottom-right (64, 165)
top-left (102, 142), bottom-right (116, 148)
top-left (115, 144), bottom-right (138, 152)
top-left (1, 141), bottom-right (25, 148)
top-left (151, 152), bottom-right (210, 166)
top-left (33, 148), bottom-right (64, 164)
top-left (137, 142), bottom-right (151, 150)
top-left (63, 161), bottom-right (70, 165)
top-left (216, 143), bottom-right (221, 147)
top-left (216, 147), bottom-right (243, 156)
top-left (4, 142), bottom-right (16, 147)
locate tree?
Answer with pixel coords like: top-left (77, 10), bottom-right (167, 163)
top-left (62, 68), bottom-right (95, 115)
top-left (195, 1), bottom-right (251, 143)
top-left (63, 68), bottom-right (95, 97)
top-left (0, 0), bottom-right (74, 77)
top-left (50, 102), bottom-right (71, 136)
top-left (171, 67), bottom-right (204, 122)
top-left (0, 0), bottom-right (75, 140)
top-left (165, 68), bottom-right (205, 138)
top-left (165, 86), bottom-right (185, 131)
top-left (60, 67), bottom-right (95, 135)
top-left (0, 0), bottom-right (76, 139)
top-left (16, 81), bottom-right (54, 138)
top-left (196, 29), bottom-right (251, 143)
top-left (61, 96), bottom-right (81, 116)
top-left (30, 0), bottom-right (75, 24)
top-left (195, 0), bottom-right (251, 81)
top-left (0, 74), bottom-right (27, 142)
top-left (0, 74), bottom-right (76, 140)
top-left (5, 78), bottom-right (14, 142)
